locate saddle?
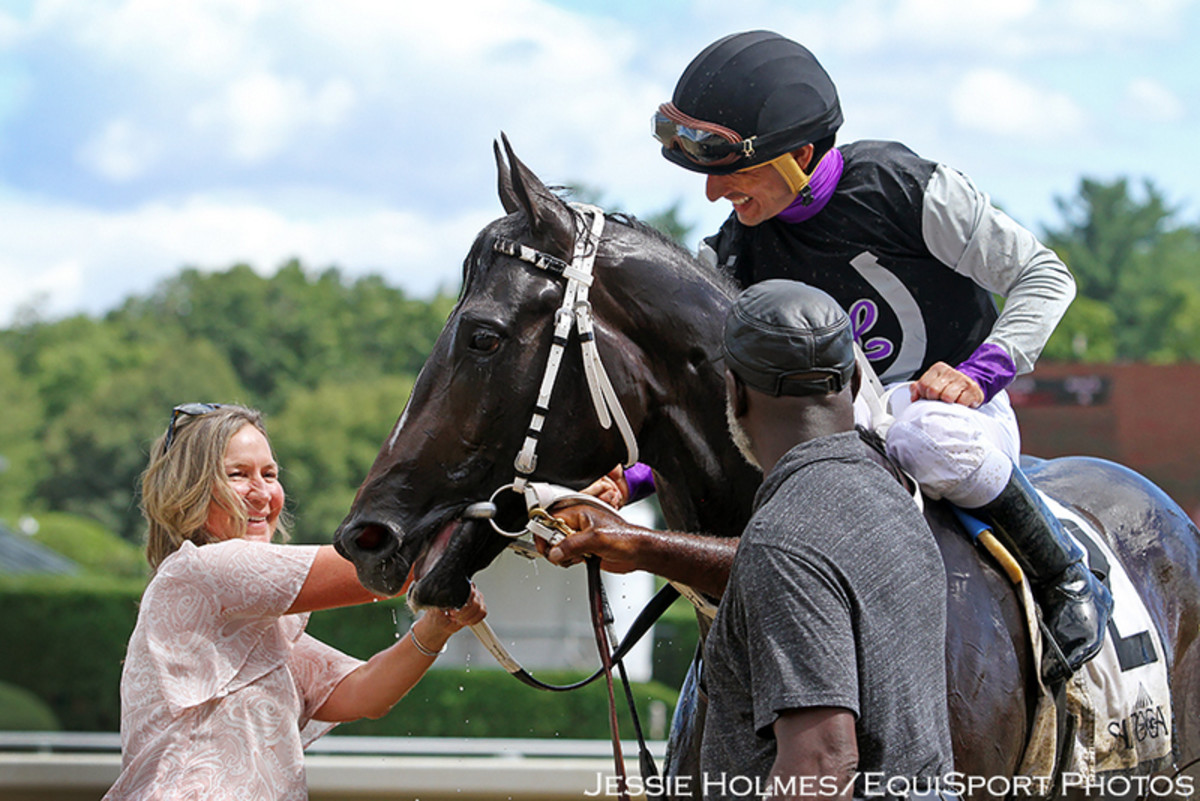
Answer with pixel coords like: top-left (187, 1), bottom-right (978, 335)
top-left (858, 423), bottom-right (1174, 793)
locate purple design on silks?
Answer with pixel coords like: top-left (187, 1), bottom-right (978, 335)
top-left (623, 462), bottom-right (656, 503)
top-left (849, 299), bottom-right (895, 362)
top-left (776, 148), bottom-right (845, 224)
top-left (956, 343), bottom-right (1017, 404)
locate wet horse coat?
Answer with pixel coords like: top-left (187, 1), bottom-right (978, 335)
top-left (335, 139), bottom-right (1200, 797)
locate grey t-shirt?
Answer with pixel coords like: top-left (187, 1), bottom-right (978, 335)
top-left (701, 431), bottom-right (953, 800)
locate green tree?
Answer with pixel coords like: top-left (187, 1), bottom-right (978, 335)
top-left (0, 348), bottom-right (44, 517)
top-left (39, 337), bottom-right (246, 540)
top-left (641, 200), bottom-right (695, 245)
top-left (1042, 178), bottom-right (1200, 362)
top-left (111, 261), bottom-right (455, 411)
top-left (5, 315), bottom-right (147, 420)
top-left (270, 375), bottom-right (417, 543)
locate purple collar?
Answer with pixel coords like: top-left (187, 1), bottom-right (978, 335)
top-left (775, 148), bottom-right (844, 224)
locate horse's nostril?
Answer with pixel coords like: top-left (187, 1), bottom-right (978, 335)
top-left (354, 524), bottom-right (390, 553)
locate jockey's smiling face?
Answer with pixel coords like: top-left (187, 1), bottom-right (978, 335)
top-left (704, 148), bottom-right (813, 227)
top-left (705, 161), bottom-right (794, 227)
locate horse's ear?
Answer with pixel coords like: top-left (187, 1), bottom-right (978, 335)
top-left (500, 133), bottom-right (576, 259)
top-left (494, 138), bottom-right (520, 215)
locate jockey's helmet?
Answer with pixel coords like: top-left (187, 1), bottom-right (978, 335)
top-left (653, 30), bottom-right (843, 175)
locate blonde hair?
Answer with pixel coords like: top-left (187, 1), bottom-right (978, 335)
top-left (141, 404), bottom-right (290, 570)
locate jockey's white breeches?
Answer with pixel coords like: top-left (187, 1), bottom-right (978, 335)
top-left (856, 385), bottom-right (1021, 509)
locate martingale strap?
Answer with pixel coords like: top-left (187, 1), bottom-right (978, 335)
top-left (491, 203), bottom-right (639, 493)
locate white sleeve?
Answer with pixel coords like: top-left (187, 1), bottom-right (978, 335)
top-left (921, 164), bottom-right (1075, 374)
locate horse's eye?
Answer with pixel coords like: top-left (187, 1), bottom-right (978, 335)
top-left (469, 330), bottom-right (502, 353)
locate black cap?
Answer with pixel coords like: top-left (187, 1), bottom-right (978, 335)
top-left (723, 280), bottom-right (856, 397)
top-left (664, 30), bottom-right (843, 174)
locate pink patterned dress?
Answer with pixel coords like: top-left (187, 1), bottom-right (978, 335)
top-left (104, 539), bottom-right (364, 800)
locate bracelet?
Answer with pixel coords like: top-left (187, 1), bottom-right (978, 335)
top-left (408, 624), bottom-right (446, 657)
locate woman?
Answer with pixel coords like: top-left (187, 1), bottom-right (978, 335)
top-left (105, 403), bottom-right (486, 800)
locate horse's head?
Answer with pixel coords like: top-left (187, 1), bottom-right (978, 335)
top-left (334, 136), bottom-right (720, 608)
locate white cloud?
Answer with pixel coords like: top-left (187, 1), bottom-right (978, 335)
top-left (0, 191), bottom-right (493, 326)
top-left (1059, 0), bottom-right (1192, 38)
top-left (38, 0), bottom-right (263, 78)
top-left (0, 8), bottom-right (22, 47)
top-left (950, 68), bottom-right (1087, 141)
top-left (3, 0), bottom-right (1197, 325)
top-left (77, 118), bottom-right (162, 181)
top-left (894, 0), bottom-right (1038, 53)
top-left (189, 73), bottom-right (358, 164)
top-left (1123, 78), bottom-right (1185, 124)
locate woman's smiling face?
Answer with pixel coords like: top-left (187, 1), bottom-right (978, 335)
top-left (205, 423), bottom-right (285, 543)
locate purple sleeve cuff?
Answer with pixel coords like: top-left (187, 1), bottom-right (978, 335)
top-left (623, 462), bottom-right (656, 502)
top-left (956, 343), bottom-right (1017, 404)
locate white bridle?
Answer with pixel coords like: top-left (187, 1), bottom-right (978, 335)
top-left (477, 203), bottom-right (716, 615)
top-left (493, 203), bottom-right (639, 497)
top-left (463, 203), bottom-right (714, 683)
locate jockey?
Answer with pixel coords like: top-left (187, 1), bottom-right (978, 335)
top-left (651, 30), bottom-right (1110, 681)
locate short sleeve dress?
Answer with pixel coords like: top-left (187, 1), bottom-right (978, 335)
top-left (104, 539), bottom-right (365, 800)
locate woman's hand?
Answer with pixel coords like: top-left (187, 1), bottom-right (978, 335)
top-left (580, 465), bottom-right (630, 509)
top-left (315, 584), bottom-right (489, 723)
top-left (412, 584), bottom-right (487, 647)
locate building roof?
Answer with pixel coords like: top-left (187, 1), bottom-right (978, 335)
top-left (0, 523), bottom-right (79, 575)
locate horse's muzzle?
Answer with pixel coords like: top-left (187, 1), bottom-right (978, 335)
top-left (333, 518), bottom-right (412, 596)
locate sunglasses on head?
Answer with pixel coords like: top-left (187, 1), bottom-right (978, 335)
top-left (163, 402), bottom-right (223, 452)
top-left (652, 102), bottom-right (757, 167)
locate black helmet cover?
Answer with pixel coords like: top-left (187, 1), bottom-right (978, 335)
top-left (663, 30), bottom-right (843, 174)
top-left (723, 279), bottom-right (856, 397)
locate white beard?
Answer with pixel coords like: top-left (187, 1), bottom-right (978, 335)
top-left (725, 396), bottom-right (762, 471)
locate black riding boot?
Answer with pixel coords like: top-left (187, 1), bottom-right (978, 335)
top-left (972, 468), bottom-right (1113, 683)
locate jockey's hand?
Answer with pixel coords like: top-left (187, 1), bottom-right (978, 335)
top-left (910, 361), bottom-right (984, 408)
top-left (536, 504), bottom-right (644, 574)
top-left (579, 465), bottom-right (629, 510)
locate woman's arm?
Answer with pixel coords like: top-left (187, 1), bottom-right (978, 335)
top-left (312, 585), bottom-right (487, 721)
top-left (286, 545), bottom-right (398, 614)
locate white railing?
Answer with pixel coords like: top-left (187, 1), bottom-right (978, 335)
top-left (0, 733), bottom-right (667, 801)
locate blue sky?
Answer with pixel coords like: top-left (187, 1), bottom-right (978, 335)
top-left (1, 0), bottom-right (1197, 325)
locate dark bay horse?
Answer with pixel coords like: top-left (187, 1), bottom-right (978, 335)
top-left (334, 138), bottom-right (1200, 797)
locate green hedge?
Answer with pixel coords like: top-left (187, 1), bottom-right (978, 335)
top-left (0, 680), bottom-right (60, 731)
top-left (0, 575), bottom-right (143, 731)
top-left (649, 596), bottom-right (702, 691)
top-left (21, 511), bottom-right (147, 579)
top-left (0, 576), bottom-right (681, 738)
top-left (335, 669), bottom-right (677, 739)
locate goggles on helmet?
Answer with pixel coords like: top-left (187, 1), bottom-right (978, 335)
top-left (652, 103), bottom-right (756, 167)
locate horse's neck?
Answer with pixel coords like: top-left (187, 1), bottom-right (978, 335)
top-left (634, 334), bottom-right (759, 538)
top-left (604, 238), bottom-right (758, 537)
top-left (647, 424), bottom-right (760, 538)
